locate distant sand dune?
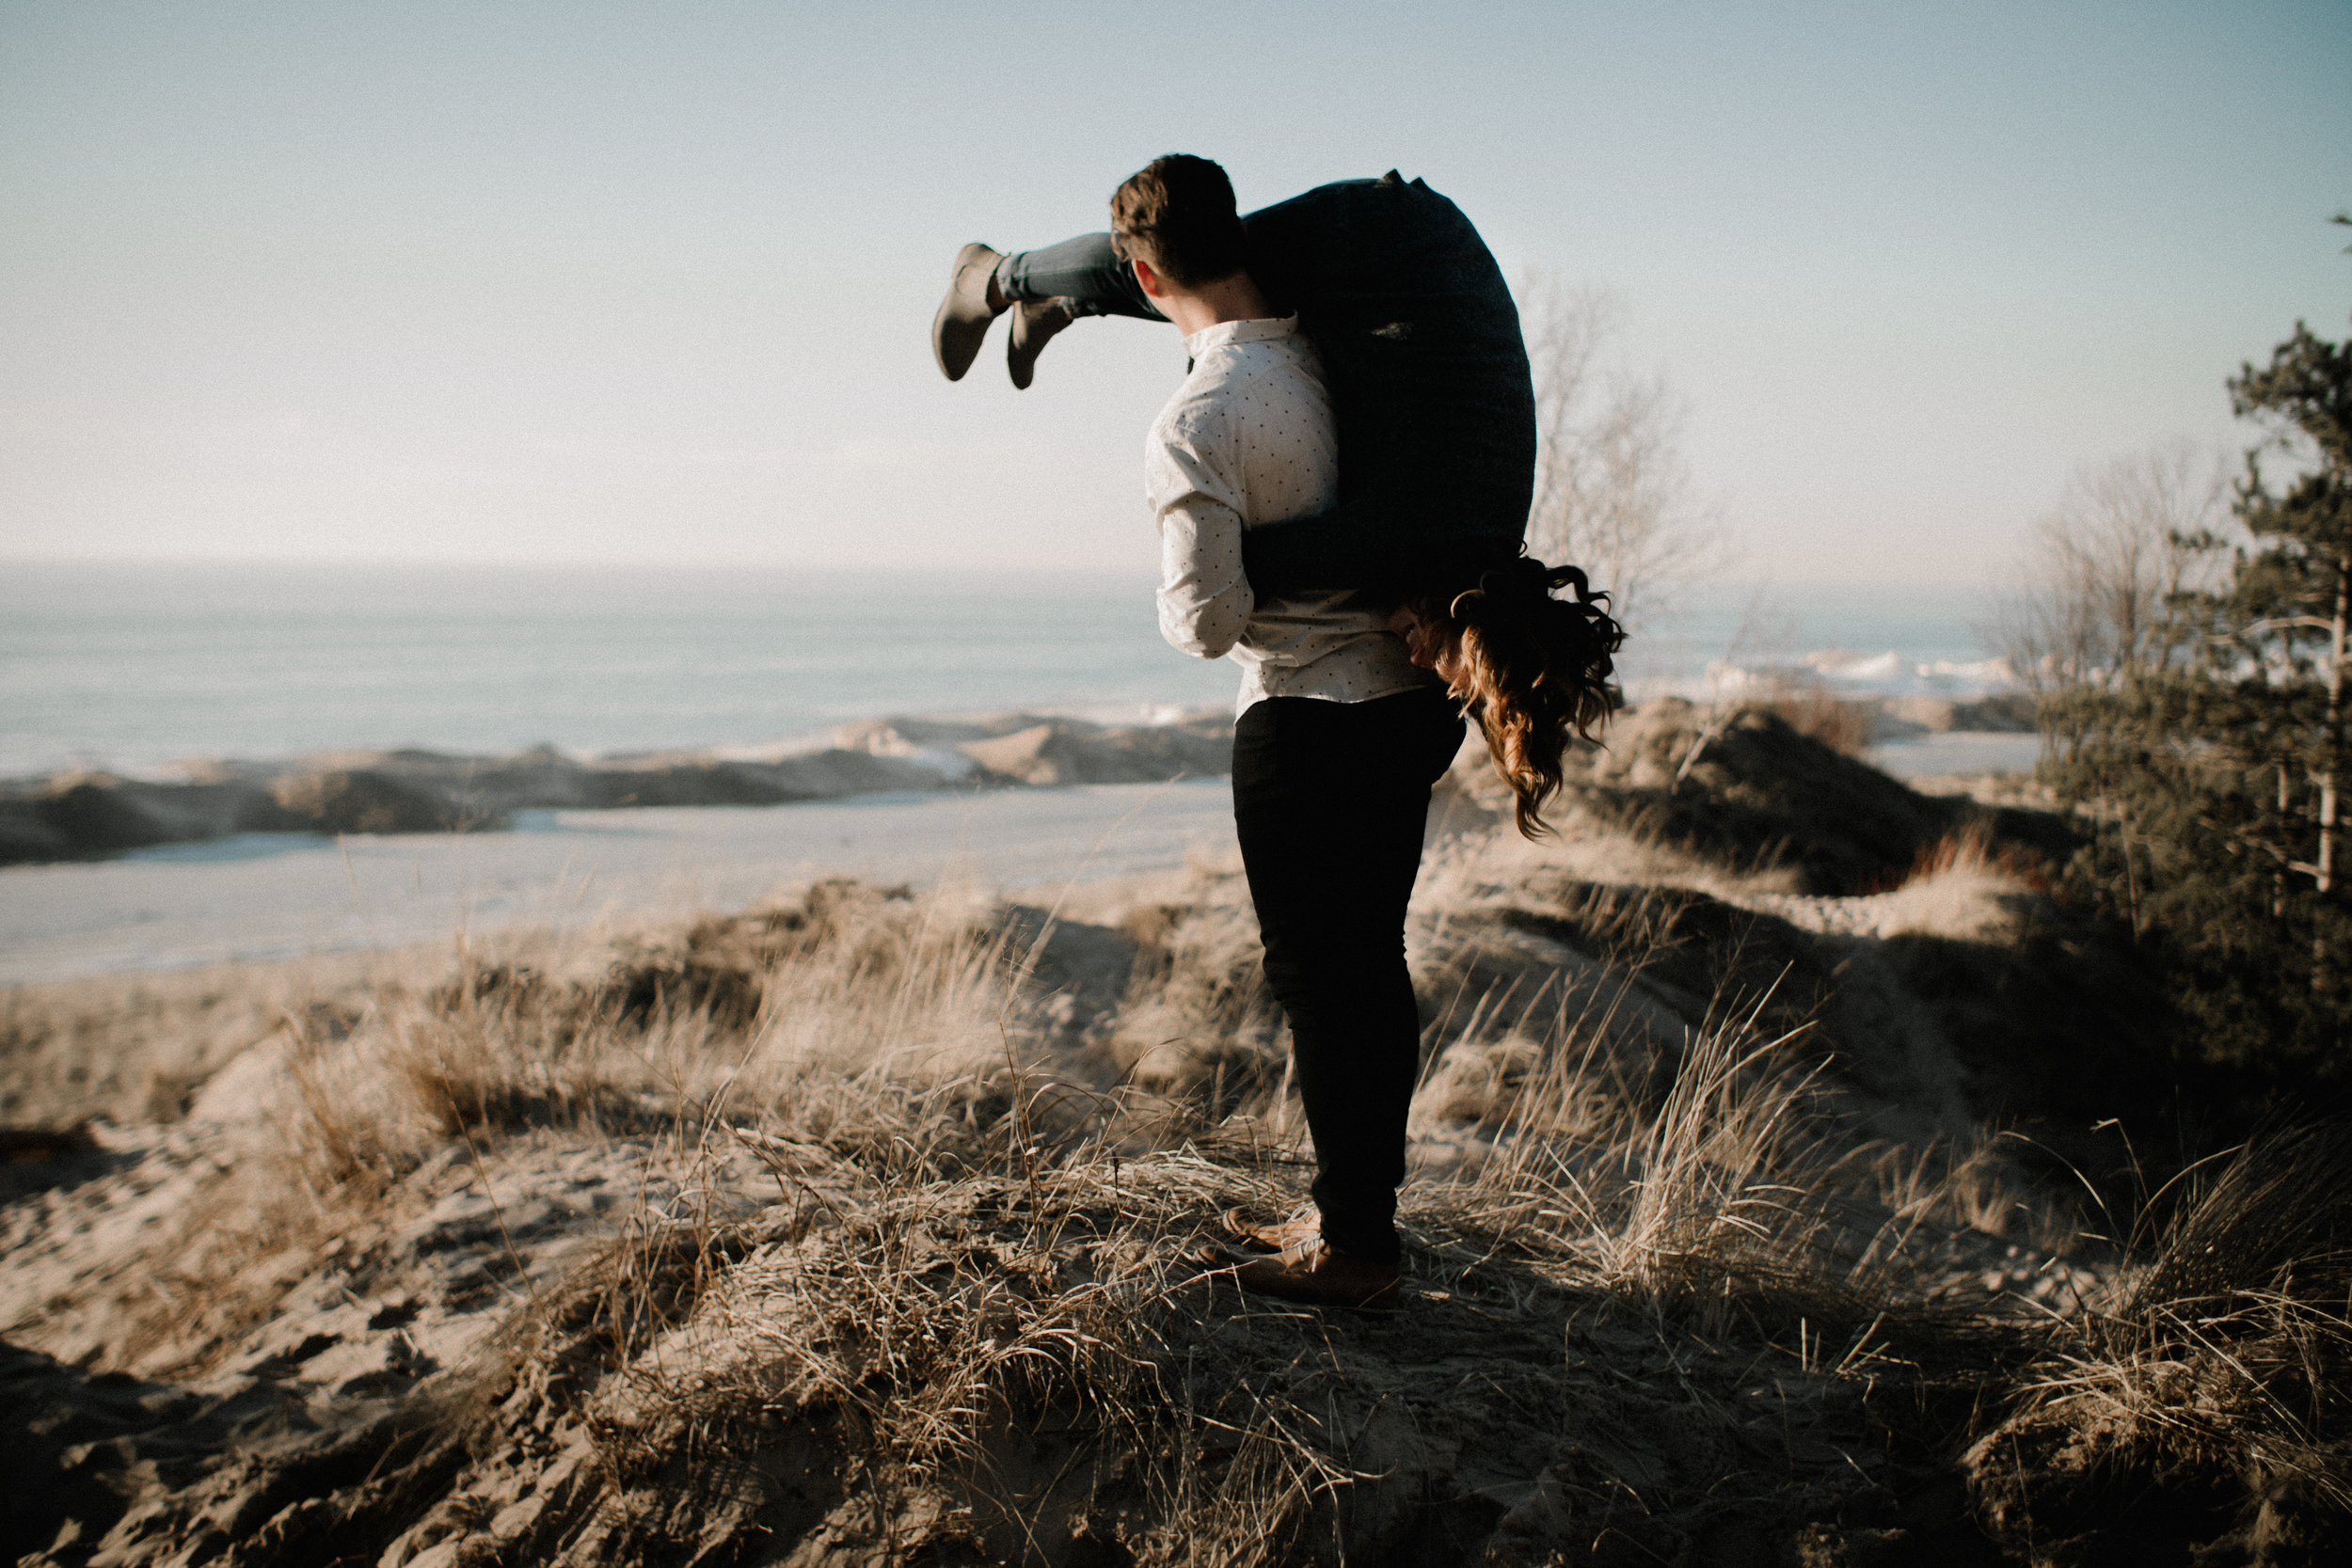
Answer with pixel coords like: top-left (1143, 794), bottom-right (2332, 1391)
top-left (0, 709), bottom-right (1236, 866)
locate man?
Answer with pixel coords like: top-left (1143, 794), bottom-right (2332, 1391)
top-left (930, 169), bottom-right (1537, 604)
top-left (1115, 154), bottom-right (1466, 1310)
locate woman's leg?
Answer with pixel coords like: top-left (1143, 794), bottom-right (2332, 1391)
top-left (1230, 686), bottom-right (1463, 1263)
top-left (995, 232), bottom-right (1166, 322)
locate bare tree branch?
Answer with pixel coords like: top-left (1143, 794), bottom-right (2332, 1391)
top-left (1518, 276), bottom-right (1728, 636)
top-left (1990, 440), bottom-right (2233, 696)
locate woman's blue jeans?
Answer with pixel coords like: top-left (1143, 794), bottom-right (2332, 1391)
top-left (996, 232), bottom-right (1166, 322)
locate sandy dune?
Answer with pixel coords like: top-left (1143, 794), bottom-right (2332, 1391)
top-left (8, 705), bottom-right (2337, 1565)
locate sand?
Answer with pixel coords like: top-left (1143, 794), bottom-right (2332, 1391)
top-left (0, 780), bottom-right (1238, 986)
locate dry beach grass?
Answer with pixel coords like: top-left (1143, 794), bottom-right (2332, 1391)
top-left (5, 704), bottom-right (2346, 1565)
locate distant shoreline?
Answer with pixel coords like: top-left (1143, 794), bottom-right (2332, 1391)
top-left (0, 691), bottom-right (2040, 869)
top-left (0, 706), bottom-right (1236, 868)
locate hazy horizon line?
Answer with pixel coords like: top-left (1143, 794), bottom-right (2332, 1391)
top-left (0, 554), bottom-right (2020, 593)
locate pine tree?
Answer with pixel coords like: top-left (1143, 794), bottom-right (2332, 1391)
top-left (2230, 320), bottom-right (2352, 897)
top-left (2039, 312), bottom-right (2352, 1102)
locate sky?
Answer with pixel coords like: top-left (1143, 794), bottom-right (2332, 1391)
top-left (1, 0), bottom-right (2346, 586)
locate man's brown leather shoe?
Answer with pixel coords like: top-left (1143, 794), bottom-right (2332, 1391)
top-left (931, 242), bottom-right (1007, 381)
top-left (1213, 1236), bottom-right (1402, 1310)
top-left (1220, 1205), bottom-right (1321, 1255)
top-left (1007, 296), bottom-right (1076, 389)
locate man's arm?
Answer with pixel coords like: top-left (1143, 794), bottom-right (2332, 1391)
top-left (1149, 408), bottom-right (1254, 659)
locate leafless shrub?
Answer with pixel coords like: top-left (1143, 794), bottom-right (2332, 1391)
top-left (1520, 277), bottom-right (1729, 636)
top-left (1990, 439), bottom-right (2233, 697)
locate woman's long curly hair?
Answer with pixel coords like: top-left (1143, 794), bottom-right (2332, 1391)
top-left (1409, 556), bottom-right (1625, 839)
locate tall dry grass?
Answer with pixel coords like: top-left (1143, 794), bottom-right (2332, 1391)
top-left (1969, 1125), bottom-right (2352, 1547)
top-left (1410, 970), bottom-right (2024, 1354)
top-left (135, 864), bottom-right (2254, 1562)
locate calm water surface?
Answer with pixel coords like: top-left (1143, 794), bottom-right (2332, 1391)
top-left (0, 563), bottom-right (2010, 777)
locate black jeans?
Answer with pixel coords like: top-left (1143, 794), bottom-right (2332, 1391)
top-left (1231, 686), bottom-right (1465, 1263)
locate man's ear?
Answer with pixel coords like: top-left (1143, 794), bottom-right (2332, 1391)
top-left (1132, 256), bottom-right (1168, 301)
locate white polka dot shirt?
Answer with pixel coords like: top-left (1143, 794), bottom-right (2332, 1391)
top-left (1145, 314), bottom-right (1432, 716)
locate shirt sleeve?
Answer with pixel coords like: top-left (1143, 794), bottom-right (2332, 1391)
top-left (1147, 403), bottom-right (1255, 660)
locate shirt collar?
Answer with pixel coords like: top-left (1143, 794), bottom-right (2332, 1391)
top-left (1181, 313), bottom-right (1300, 357)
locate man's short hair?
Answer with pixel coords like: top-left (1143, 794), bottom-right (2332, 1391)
top-left (1110, 154), bottom-right (1248, 290)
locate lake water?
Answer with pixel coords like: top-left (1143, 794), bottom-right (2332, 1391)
top-left (0, 563), bottom-right (2014, 778)
top-left (1, 564), bottom-right (2032, 979)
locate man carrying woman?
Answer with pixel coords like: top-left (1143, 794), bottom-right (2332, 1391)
top-left (935, 156), bottom-right (1620, 1309)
